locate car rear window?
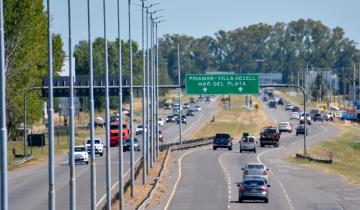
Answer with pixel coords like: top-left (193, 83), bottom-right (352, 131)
top-left (243, 180), bottom-right (265, 186)
top-left (247, 164), bottom-right (264, 170)
top-left (265, 128), bottom-right (276, 133)
top-left (75, 147), bottom-right (86, 152)
top-left (215, 134), bottom-right (230, 138)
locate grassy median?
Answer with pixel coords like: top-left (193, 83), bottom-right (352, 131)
top-left (192, 95), bottom-right (274, 139)
top-left (289, 123), bottom-right (360, 185)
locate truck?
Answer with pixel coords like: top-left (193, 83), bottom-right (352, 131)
top-left (110, 121), bottom-right (130, 146)
top-left (259, 126), bottom-right (280, 147)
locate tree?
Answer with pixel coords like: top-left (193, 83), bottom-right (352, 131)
top-left (4, 0), bottom-right (65, 138)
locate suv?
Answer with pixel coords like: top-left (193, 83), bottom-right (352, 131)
top-left (259, 127), bottom-right (280, 147)
top-left (213, 133), bottom-right (233, 150)
top-left (72, 146), bottom-right (89, 164)
top-left (240, 134), bottom-right (257, 153)
top-left (85, 138), bottom-right (104, 156)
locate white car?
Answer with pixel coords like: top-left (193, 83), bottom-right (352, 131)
top-left (242, 163), bottom-right (269, 181)
top-left (240, 135), bottom-right (257, 153)
top-left (72, 146), bottom-right (89, 164)
top-left (158, 118), bottom-right (164, 127)
top-left (285, 104), bottom-right (294, 110)
top-left (85, 138), bottom-right (104, 156)
top-left (278, 122), bottom-right (292, 133)
top-left (194, 105), bottom-right (202, 112)
top-left (300, 113), bottom-right (312, 124)
top-left (290, 112), bottom-right (300, 120)
top-left (135, 125), bottom-right (147, 135)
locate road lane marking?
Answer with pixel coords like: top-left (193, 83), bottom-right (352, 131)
top-left (163, 146), bottom-right (210, 210)
top-left (219, 152), bottom-right (232, 209)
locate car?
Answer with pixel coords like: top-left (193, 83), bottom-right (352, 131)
top-left (72, 146), bottom-right (89, 164)
top-left (313, 113), bottom-right (324, 122)
top-left (172, 107), bottom-right (180, 114)
top-left (259, 127), bottom-right (280, 147)
top-left (182, 103), bottom-right (190, 109)
top-left (237, 177), bottom-right (270, 203)
top-left (240, 134), bottom-right (257, 153)
top-left (268, 100), bottom-right (277, 108)
top-left (84, 138), bottom-right (104, 156)
top-left (213, 133), bottom-right (233, 150)
top-left (285, 104), bottom-right (294, 111)
top-left (158, 131), bottom-right (164, 142)
top-left (262, 95), bottom-right (269, 102)
top-left (163, 103), bottom-right (172, 110)
top-left (292, 106), bottom-right (300, 113)
top-left (189, 97), bottom-right (196, 103)
top-left (323, 112), bottom-right (334, 121)
top-left (278, 122), bottom-right (292, 133)
top-left (186, 109), bottom-right (195, 117)
top-left (110, 122), bottom-right (130, 146)
top-left (175, 115), bottom-right (187, 124)
top-left (158, 118), bottom-right (164, 126)
top-left (135, 124), bottom-right (147, 135)
top-left (205, 96), bottom-right (211, 102)
top-left (290, 112), bottom-right (300, 120)
top-left (194, 105), bottom-right (202, 112)
top-left (165, 115), bottom-right (176, 123)
top-left (123, 138), bottom-right (140, 151)
top-left (296, 124), bottom-right (308, 136)
top-left (242, 163), bottom-right (269, 181)
top-left (277, 98), bottom-right (284, 105)
top-left (300, 113), bottom-right (312, 125)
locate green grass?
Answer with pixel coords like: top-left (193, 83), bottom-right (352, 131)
top-left (289, 124), bottom-right (360, 185)
top-left (7, 126), bottom-right (106, 170)
top-left (192, 96), bottom-right (274, 139)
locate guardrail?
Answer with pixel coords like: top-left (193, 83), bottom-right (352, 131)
top-left (295, 153), bottom-right (333, 164)
top-left (14, 155), bottom-right (34, 165)
top-left (136, 136), bottom-right (214, 210)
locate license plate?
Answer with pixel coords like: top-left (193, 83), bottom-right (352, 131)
top-left (251, 189), bottom-right (257, 193)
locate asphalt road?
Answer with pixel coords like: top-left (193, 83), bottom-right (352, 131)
top-left (167, 101), bottom-right (360, 210)
top-left (8, 97), bottom-right (216, 210)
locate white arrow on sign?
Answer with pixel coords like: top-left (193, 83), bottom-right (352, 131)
top-left (238, 87), bottom-right (243, 92)
top-left (203, 87), bottom-right (208, 92)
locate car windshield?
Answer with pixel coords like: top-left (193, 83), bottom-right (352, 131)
top-left (125, 138), bottom-right (138, 144)
top-left (75, 147), bottom-right (86, 152)
top-left (243, 179), bottom-right (265, 186)
top-left (280, 123), bottom-right (288, 126)
top-left (247, 164), bottom-right (264, 170)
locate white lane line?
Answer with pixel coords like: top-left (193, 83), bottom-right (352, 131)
top-left (219, 152), bottom-right (232, 209)
top-left (163, 146), bottom-right (209, 210)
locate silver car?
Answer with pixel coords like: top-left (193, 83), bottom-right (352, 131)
top-left (242, 163), bottom-right (269, 181)
top-left (240, 136), bottom-right (257, 153)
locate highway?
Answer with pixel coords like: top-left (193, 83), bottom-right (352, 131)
top-left (166, 101), bottom-right (360, 210)
top-left (8, 98), bottom-right (217, 210)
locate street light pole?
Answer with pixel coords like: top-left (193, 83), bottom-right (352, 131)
top-left (178, 44), bottom-right (182, 145)
top-left (0, 0), bottom-right (8, 209)
top-left (116, 0), bottom-right (124, 208)
top-left (67, 0), bottom-right (76, 209)
top-left (141, 0), bottom-right (147, 185)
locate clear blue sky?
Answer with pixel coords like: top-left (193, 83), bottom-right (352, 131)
top-left (48, 0), bottom-right (360, 55)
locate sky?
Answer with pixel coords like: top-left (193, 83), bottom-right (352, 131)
top-left (48, 0), bottom-right (360, 55)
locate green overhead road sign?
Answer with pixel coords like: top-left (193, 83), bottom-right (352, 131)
top-left (185, 74), bottom-right (259, 95)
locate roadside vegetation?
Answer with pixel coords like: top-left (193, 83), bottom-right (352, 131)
top-left (290, 123), bottom-right (360, 185)
top-left (192, 96), bottom-right (274, 139)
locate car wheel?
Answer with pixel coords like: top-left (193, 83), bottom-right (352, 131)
top-left (100, 152), bottom-right (103, 157)
top-left (260, 144), bottom-right (264, 147)
top-left (264, 198), bottom-right (268, 203)
top-left (239, 198), bottom-right (243, 203)
top-left (213, 146), bottom-right (217, 150)
top-left (229, 146), bottom-right (232, 151)
top-left (254, 149), bottom-right (256, 153)
top-left (86, 161), bottom-right (89, 165)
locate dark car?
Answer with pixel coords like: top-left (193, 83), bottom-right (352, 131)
top-left (296, 124), bottom-right (308, 136)
top-left (189, 97), bottom-right (196, 103)
top-left (213, 133), bottom-right (233, 150)
top-left (237, 177), bottom-right (270, 203)
top-left (165, 115), bottom-right (176, 123)
top-left (268, 100), bottom-right (277, 109)
top-left (186, 109), bottom-right (195, 117)
top-left (292, 106), bottom-right (300, 113)
top-left (175, 115), bottom-right (187, 124)
top-left (313, 113), bottom-right (324, 122)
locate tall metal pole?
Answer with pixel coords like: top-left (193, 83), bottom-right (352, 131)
top-left (103, 0), bottom-right (112, 208)
top-left (46, 0), bottom-right (56, 209)
top-left (177, 44), bottom-right (182, 145)
top-left (128, 0), bottom-right (135, 197)
top-left (146, 9), bottom-right (152, 169)
top-left (87, 0), bottom-right (97, 209)
top-left (353, 63), bottom-right (356, 103)
top-left (67, 0), bottom-right (76, 209)
top-left (149, 16), bottom-right (154, 167)
top-left (24, 95), bottom-right (27, 155)
top-left (116, 0), bottom-right (124, 208)
top-left (155, 22), bottom-right (160, 157)
top-left (141, 0), bottom-right (147, 185)
top-left (150, 17), bottom-right (155, 164)
top-left (358, 62), bottom-right (360, 102)
top-left (0, 0), bottom-right (8, 208)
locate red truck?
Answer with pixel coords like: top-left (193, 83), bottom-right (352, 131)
top-left (110, 121), bottom-right (130, 146)
top-left (259, 126), bottom-right (280, 147)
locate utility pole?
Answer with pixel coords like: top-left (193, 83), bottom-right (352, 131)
top-left (178, 44), bottom-right (182, 145)
top-left (141, 0), bottom-right (147, 184)
top-left (116, 0), bottom-right (124, 208)
top-left (0, 0), bottom-right (8, 209)
top-left (353, 63), bottom-right (356, 103)
top-left (67, 0), bottom-right (76, 209)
